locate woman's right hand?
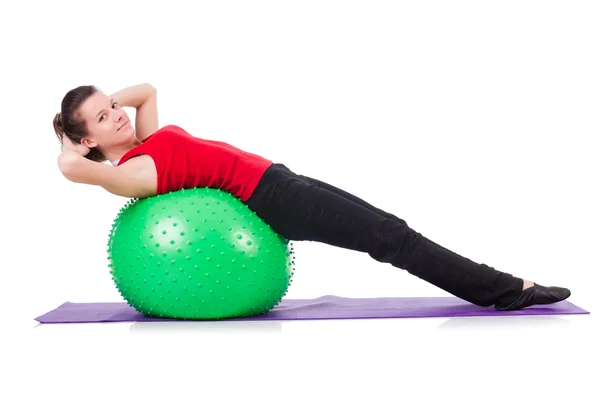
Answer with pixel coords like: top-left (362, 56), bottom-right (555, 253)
top-left (62, 134), bottom-right (91, 156)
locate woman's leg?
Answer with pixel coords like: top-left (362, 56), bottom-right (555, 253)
top-left (246, 163), bottom-right (570, 309)
top-left (297, 174), bottom-right (409, 226)
top-left (296, 173), bottom-right (467, 260)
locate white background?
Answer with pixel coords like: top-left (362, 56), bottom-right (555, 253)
top-left (1, 0), bottom-right (599, 396)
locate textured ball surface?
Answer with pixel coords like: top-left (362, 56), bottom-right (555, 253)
top-left (107, 187), bottom-right (295, 320)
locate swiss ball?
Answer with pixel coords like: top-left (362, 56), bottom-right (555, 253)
top-left (107, 187), bottom-right (295, 320)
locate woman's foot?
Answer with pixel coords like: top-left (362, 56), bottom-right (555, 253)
top-left (495, 279), bottom-right (571, 311)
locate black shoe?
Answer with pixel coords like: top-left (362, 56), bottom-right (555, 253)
top-left (494, 283), bottom-right (571, 311)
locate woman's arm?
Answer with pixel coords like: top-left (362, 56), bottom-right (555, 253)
top-left (58, 150), bottom-right (147, 198)
top-left (110, 83), bottom-right (159, 141)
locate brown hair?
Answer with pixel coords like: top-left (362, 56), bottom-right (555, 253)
top-left (53, 85), bottom-right (107, 163)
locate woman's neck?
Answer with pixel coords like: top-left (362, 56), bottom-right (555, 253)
top-left (105, 140), bottom-right (143, 166)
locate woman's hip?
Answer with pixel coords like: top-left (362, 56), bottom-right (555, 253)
top-left (245, 163), bottom-right (408, 245)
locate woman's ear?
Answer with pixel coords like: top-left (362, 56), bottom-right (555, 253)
top-left (81, 137), bottom-right (98, 148)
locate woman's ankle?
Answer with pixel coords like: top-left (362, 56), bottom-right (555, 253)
top-left (522, 279), bottom-right (534, 290)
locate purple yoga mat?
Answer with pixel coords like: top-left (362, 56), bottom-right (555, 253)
top-left (35, 295), bottom-right (589, 323)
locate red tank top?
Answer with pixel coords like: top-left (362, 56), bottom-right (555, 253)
top-left (116, 125), bottom-right (273, 202)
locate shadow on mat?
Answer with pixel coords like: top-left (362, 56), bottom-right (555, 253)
top-left (437, 315), bottom-right (572, 330)
top-left (128, 319), bottom-right (285, 334)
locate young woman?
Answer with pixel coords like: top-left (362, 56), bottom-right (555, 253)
top-left (54, 83), bottom-right (571, 311)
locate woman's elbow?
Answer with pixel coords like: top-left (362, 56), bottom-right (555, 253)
top-left (144, 83), bottom-right (157, 94)
top-left (57, 151), bottom-right (79, 181)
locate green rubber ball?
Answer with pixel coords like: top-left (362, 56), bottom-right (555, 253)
top-left (107, 187), bottom-right (295, 320)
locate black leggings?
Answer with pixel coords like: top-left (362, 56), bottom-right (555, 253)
top-left (245, 163), bottom-right (523, 307)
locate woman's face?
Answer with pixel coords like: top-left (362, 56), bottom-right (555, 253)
top-left (77, 91), bottom-right (136, 150)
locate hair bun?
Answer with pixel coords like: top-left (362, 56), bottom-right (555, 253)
top-left (54, 112), bottom-right (63, 127)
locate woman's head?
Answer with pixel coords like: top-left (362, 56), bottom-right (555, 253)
top-left (53, 85), bottom-right (137, 163)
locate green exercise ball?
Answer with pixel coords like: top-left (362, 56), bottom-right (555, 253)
top-left (107, 187), bottom-right (295, 320)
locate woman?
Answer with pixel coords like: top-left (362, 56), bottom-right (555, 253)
top-left (54, 83), bottom-right (571, 311)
